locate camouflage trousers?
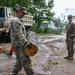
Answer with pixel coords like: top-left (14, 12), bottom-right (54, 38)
top-left (66, 38), bottom-right (74, 56)
top-left (11, 45), bottom-right (34, 75)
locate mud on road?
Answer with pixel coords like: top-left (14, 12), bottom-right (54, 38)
top-left (44, 37), bottom-right (75, 75)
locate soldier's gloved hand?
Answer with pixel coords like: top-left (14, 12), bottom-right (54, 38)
top-left (71, 34), bottom-right (74, 36)
top-left (26, 44), bottom-right (32, 48)
top-left (25, 42), bottom-right (32, 48)
top-left (71, 34), bottom-right (74, 37)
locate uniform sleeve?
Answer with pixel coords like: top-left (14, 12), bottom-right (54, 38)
top-left (66, 24), bottom-right (68, 30)
top-left (27, 31), bottom-right (38, 46)
top-left (13, 21), bottom-right (28, 45)
top-left (73, 24), bottom-right (75, 36)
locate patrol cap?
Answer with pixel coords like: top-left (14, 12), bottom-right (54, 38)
top-left (68, 15), bottom-right (72, 18)
top-left (16, 6), bottom-right (27, 14)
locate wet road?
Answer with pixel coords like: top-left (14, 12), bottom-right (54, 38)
top-left (0, 33), bottom-right (75, 75)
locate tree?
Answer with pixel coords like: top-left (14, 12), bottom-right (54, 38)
top-left (27, 0), bottom-right (54, 31)
top-left (0, 0), bottom-right (54, 32)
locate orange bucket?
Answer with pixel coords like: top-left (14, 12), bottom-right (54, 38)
top-left (25, 43), bottom-right (38, 56)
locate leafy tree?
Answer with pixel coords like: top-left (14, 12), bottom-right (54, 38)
top-left (27, 0), bottom-right (54, 31)
top-left (53, 18), bottom-right (64, 33)
top-left (0, 0), bottom-right (54, 33)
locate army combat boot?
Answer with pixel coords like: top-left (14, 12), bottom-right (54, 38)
top-left (6, 52), bottom-right (12, 56)
top-left (64, 56), bottom-right (70, 59)
top-left (68, 56), bottom-right (73, 60)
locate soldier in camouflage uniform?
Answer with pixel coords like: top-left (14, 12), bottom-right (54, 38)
top-left (64, 15), bottom-right (75, 60)
top-left (10, 6), bottom-right (34, 75)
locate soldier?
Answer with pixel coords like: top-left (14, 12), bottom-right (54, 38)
top-left (10, 6), bottom-right (34, 75)
top-left (64, 15), bottom-right (75, 60)
top-left (6, 26), bottom-right (31, 56)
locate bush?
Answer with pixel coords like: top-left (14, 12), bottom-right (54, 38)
top-left (36, 26), bottom-right (50, 33)
top-left (49, 28), bottom-right (61, 34)
top-left (31, 24), bottom-right (61, 34)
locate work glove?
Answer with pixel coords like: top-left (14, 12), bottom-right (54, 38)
top-left (25, 42), bottom-right (32, 48)
top-left (70, 34), bottom-right (74, 38)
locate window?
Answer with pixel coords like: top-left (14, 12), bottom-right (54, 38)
top-left (0, 8), bottom-right (5, 18)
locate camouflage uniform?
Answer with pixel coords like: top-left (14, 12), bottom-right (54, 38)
top-left (66, 22), bottom-right (75, 57)
top-left (11, 17), bottom-right (34, 75)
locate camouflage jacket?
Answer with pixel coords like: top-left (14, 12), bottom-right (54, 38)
top-left (27, 31), bottom-right (38, 46)
top-left (11, 17), bottom-right (28, 47)
top-left (66, 22), bottom-right (75, 39)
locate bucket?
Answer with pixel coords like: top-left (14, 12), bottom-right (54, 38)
top-left (25, 43), bottom-right (38, 56)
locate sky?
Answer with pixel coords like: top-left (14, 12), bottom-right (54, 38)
top-left (46, 0), bottom-right (75, 21)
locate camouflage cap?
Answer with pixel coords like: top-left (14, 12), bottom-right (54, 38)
top-left (16, 6), bottom-right (27, 14)
top-left (68, 15), bottom-right (72, 18)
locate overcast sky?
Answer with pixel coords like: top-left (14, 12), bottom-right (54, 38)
top-left (46, 0), bottom-right (75, 19)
